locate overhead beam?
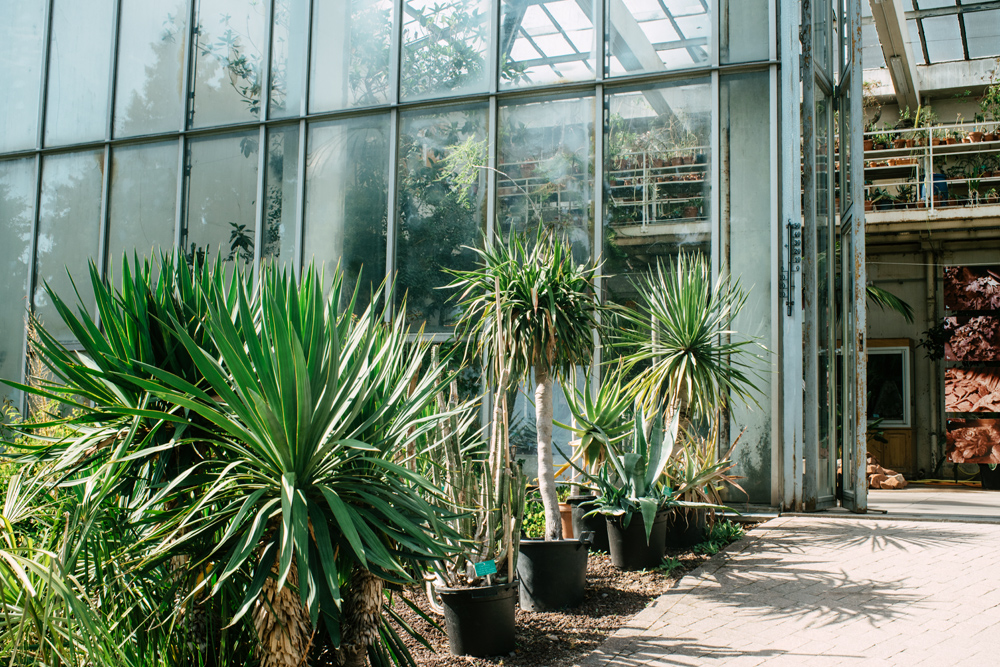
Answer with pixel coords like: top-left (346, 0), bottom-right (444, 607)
top-left (863, 57), bottom-right (998, 99)
top-left (869, 0), bottom-right (921, 110)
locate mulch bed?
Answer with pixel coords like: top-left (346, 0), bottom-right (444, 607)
top-left (391, 525), bottom-right (758, 667)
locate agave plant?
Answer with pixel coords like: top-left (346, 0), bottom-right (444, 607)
top-left (5, 255), bottom-right (467, 667)
top-left (449, 229), bottom-right (603, 540)
top-left (556, 365), bottom-right (634, 476)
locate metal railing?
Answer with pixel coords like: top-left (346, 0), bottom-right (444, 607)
top-left (863, 122), bottom-right (1000, 213)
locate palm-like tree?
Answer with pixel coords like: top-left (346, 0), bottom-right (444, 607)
top-left (450, 230), bottom-right (602, 540)
top-left (6, 256), bottom-right (465, 667)
top-left (618, 253), bottom-right (765, 452)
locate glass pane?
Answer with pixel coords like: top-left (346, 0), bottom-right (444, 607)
top-left (304, 115), bottom-right (389, 308)
top-left (608, 0), bottom-right (710, 76)
top-left (310, 0), bottom-right (394, 112)
top-left (191, 0), bottom-right (268, 127)
top-left (35, 152), bottom-right (104, 345)
top-left (401, 0), bottom-right (491, 101)
top-left (396, 104), bottom-right (488, 331)
top-left (0, 159), bottom-right (37, 402)
top-left (604, 81), bottom-right (711, 305)
top-left (964, 10), bottom-right (1000, 59)
top-left (861, 22), bottom-right (885, 68)
top-left (500, 0), bottom-right (596, 89)
top-left (906, 19), bottom-right (923, 64)
top-left (722, 0), bottom-right (768, 65)
top-left (184, 133), bottom-right (259, 265)
top-left (114, 0), bottom-right (189, 137)
top-left (498, 95), bottom-right (594, 261)
top-left (817, 95), bottom-right (835, 499)
top-left (44, 0), bottom-right (116, 146)
top-left (0, 2), bottom-right (46, 153)
top-left (108, 142), bottom-right (179, 267)
top-left (262, 125), bottom-right (299, 267)
top-left (722, 71), bottom-right (771, 503)
top-left (921, 16), bottom-right (964, 62)
top-left (270, 0), bottom-right (309, 118)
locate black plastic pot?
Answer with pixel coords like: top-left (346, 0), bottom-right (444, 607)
top-left (606, 512), bottom-right (668, 571)
top-left (665, 508), bottom-right (708, 548)
top-left (517, 538), bottom-right (590, 612)
top-left (569, 495), bottom-right (609, 553)
top-left (979, 464), bottom-right (1000, 490)
top-left (437, 582), bottom-right (518, 657)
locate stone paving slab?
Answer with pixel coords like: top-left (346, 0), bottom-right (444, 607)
top-left (576, 516), bottom-right (1000, 666)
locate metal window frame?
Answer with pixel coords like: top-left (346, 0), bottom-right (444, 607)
top-left (2, 0), bottom-right (794, 475)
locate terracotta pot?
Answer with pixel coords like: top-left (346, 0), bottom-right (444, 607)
top-left (931, 138), bottom-right (944, 146)
top-left (669, 156), bottom-right (683, 167)
top-left (864, 200), bottom-right (874, 212)
top-left (682, 206), bottom-right (699, 218)
top-left (559, 503), bottom-right (574, 539)
top-left (946, 137), bottom-right (958, 145)
top-left (864, 139), bottom-right (874, 150)
top-left (905, 139), bottom-right (916, 148)
top-left (893, 138), bottom-right (907, 149)
top-left (968, 132), bottom-right (984, 143)
top-left (985, 133), bottom-right (998, 142)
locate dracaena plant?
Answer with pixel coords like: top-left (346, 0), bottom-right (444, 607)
top-left (448, 229), bottom-right (604, 541)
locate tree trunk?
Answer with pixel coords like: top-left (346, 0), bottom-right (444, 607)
top-left (335, 567), bottom-right (384, 667)
top-left (254, 561), bottom-right (313, 667)
top-left (535, 365), bottom-right (562, 540)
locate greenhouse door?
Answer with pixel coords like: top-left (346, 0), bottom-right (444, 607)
top-left (836, 0), bottom-right (867, 513)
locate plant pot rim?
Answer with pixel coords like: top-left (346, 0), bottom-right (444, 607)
top-left (519, 537), bottom-right (589, 546)
top-left (437, 581), bottom-right (518, 595)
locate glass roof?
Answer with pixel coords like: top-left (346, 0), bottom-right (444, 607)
top-left (863, 0), bottom-right (1000, 67)
top-left (501, 0), bottom-right (710, 82)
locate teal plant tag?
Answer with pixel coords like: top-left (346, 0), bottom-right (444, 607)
top-left (473, 560), bottom-right (497, 576)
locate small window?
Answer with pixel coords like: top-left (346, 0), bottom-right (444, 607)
top-left (867, 346), bottom-right (911, 427)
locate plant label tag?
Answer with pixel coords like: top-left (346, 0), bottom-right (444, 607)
top-left (473, 560), bottom-right (497, 576)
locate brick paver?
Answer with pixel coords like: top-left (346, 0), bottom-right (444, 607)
top-left (577, 516), bottom-right (1000, 666)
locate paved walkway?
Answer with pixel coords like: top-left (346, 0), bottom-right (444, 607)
top-left (578, 516), bottom-right (1000, 666)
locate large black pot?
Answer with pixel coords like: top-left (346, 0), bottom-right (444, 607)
top-left (437, 582), bottom-right (517, 657)
top-left (606, 512), bottom-right (668, 571)
top-left (665, 508), bottom-right (708, 548)
top-left (517, 539), bottom-right (590, 612)
top-left (569, 495), bottom-right (609, 553)
top-left (980, 464), bottom-right (1000, 490)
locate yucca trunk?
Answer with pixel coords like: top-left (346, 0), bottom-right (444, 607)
top-left (254, 561), bottom-right (312, 667)
top-left (335, 567), bottom-right (384, 667)
top-left (535, 365), bottom-right (561, 541)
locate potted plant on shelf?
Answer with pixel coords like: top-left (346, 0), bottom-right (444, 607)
top-left (968, 113), bottom-right (986, 143)
top-left (449, 228), bottom-right (604, 613)
top-left (980, 75), bottom-right (1000, 141)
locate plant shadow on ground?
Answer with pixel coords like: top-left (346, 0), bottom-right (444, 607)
top-left (681, 519), bottom-right (949, 629)
top-left (751, 516), bottom-right (986, 553)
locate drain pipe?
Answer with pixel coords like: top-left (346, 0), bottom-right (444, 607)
top-left (925, 249), bottom-right (939, 474)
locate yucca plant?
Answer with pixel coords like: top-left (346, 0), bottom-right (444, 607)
top-left (5, 255), bottom-right (468, 667)
top-left (618, 252), bottom-right (764, 454)
top-left (450, 229), bottom-right (603, 541)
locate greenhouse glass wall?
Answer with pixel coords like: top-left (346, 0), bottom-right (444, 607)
top-left (0, 0), bottom-right (867, 510)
